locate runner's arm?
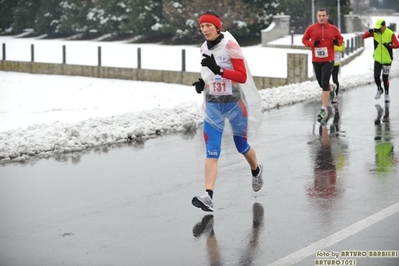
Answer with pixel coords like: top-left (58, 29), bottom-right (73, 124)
top-left (221, 58), bottom-right (247, 83)
top-left (334, 30), bottom-right (344, 46)
top-left (362, 30), bottom-right (373, 39)
top-left (221, 41), bottom-right (247, 83)
top-left (302, 29), bottom-right (313, 47)
top-left (390, 34), bottom-right (399, 49)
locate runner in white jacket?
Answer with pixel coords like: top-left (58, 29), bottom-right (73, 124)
top-left (191, 10), bottom-right (263, 212)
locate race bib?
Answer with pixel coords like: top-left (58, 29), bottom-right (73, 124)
top-left (209, 78), bottom-right (233, 96)
top-left (315, 47), bottom-right (328, 58)
top-left (382, 65), bottom-right (391, 75)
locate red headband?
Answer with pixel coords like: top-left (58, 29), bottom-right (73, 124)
top-left (199, 14), bottom-right (222, 30)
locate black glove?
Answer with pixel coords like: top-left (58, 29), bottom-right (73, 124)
top-left (192, 78), bottom-right (205, 94)
top-left (368, 28), bottom-right (374, 34)
top-left (201, 54), bottom-right (222, 75)
top-left (383, 42), bottom-right (392, 49)
top-left (333, 39), bottom-right (339, 46)
top-left (314, 40), bottom-right (320, 47)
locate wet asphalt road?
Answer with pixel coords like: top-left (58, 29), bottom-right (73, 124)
top-left (1, 79), bottom-right (399, 266)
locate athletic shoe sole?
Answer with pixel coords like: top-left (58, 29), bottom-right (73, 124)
top-left (192, 197), bottom-right (213, 212)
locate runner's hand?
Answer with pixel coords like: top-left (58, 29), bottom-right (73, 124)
top-left (383, 42), bottom-right (392, 49)
top-left (314, 40), bottom-right (320, 47)
top-left (333, 39), bottom-right (339, 46)
top-left (368, 29), bottom-right (374, 34)
top-left (192, 78), bottom-right (205, 94)
top-left (201, 54), bottom-right (222, 75)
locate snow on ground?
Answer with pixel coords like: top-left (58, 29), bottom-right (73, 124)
top-left (0, 22), bottom-right (399, 163)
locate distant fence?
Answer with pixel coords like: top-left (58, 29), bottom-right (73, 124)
top-left (0, 41), bottom-right (364, 89)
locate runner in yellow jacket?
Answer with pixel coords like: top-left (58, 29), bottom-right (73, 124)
top-left (328, 19), bottom-right (345, 104)
top-left (362, 19), bottom-right (399, 102)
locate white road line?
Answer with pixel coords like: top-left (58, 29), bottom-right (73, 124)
top-left (267, 202), bottom-right (399, 266)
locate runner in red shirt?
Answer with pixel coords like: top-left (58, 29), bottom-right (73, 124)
top-left (302, 8), bottom-right (344, 123)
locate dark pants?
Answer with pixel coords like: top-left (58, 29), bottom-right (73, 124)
top-left (374, 61), bottom-right (391, 94)
top-left (331, 65), bottom-right (340, 96)
top-left (313, 61), bottom-right (334, 91)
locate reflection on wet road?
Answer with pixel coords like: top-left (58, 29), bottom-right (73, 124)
top-left (193, 202), bottom-right (265, 266)
top-left (307, 104), bottom-right (346, 201)
top-left (374, 102), bottom-right (397, 174)
top-left (0, 80), bottom-right (398, 266)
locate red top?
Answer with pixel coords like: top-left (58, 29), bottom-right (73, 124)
top-left (222, 58), bottom-right (246, 83)
top-left (302, 22), bottom-right (344, 62)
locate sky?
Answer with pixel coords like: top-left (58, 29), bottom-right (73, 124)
top-left (1, 15), bottom-right (399, 163)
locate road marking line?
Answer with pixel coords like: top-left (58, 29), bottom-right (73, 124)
top-left (267, 202), bottom-right (399, 266)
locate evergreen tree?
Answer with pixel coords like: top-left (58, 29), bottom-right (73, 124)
top-left (125, 0), bottom-right (164, 38)
top-left (13, 0), bottom-right (40, 33)
top-left (35, 0), bottom-right (62, 36)
top-left (382, 0), bottom-right (399, 11)
top-left (368, 0), bottom-right (381, 9)
top-left (57, 0), bottom-right (95, 37)
top-left (1, 0), bottom-right (355, 42)
top-left (160, 0), bottom-right (276, 44)
top-left (275, 0), bottom-right (311, 33)
top-left (0, 0), bottom-right (18, 32)
top-left (160, 0), bottom-right (205, 43)
top-left (235, 0), bottom-right (276, 38)
top-left (89, 0), bottom-right (131, 36)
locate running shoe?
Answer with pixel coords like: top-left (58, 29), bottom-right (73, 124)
top-left (317, 108), bottom-right (327, 123)
top-left (331, 96), bottom-right (339, 104)
top-left (385, 94), bottom-right (390, 102)
top-left (192, 193), bottom-right (214, 212)
top-left (252, 163), bottom-right (264, 192)
top-left (375, 89), bottom-right (383, 99)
